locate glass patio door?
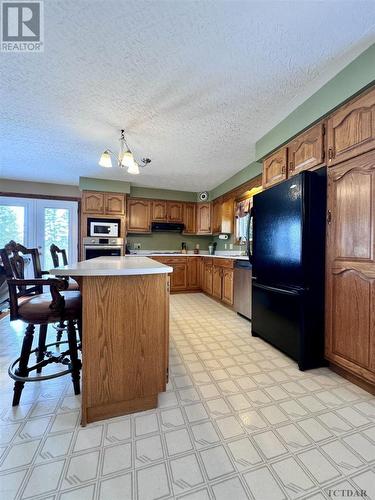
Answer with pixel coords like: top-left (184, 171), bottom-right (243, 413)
top-left (0, 197), bottom-right (78, 271)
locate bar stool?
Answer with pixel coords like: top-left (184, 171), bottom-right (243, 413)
top-left (50, 244), bottom-right (79, 341)
top-left (0, 241), bottom-right (82, 406)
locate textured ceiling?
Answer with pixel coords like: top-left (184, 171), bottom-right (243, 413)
top-left (1, 1), bottom-right (375, 191)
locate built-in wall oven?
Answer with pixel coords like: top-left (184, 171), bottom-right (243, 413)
top-left (88, 218), bottom-right (120, 238)
top-left (83, 237), bottom-right (124, 260)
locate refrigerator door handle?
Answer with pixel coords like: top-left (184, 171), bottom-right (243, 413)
top-left (247, 207), bottom-right (253, 264)
top-left (253, 282), bottom-right (301, 296)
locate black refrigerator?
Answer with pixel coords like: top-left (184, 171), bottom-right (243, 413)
top-left (250, 169), bottom-right (326, 370)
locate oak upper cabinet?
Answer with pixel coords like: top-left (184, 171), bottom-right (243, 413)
top-left (212, 265), bottom-right (222, 299)
top-left (187, 258), bottom-right (199, 289)
top-left (82, 191), bottom-right (105, 214)
top-left (288, 122), bottom-right (325, 176)
top-left (183, 203), bottom-right (196, 234)
top-left (104, 193), bottom-right (125, 215)
top-left (327, 86), bottom-right (375, 167)
top-left (325, 150), bottom-right (375, 386)
top-left (222, 268), bottom-right (234, 305)
top-left (262, 147), bottom-right (287, 188)
top-left (127, 198), bottom-right (151, 233)
top-left (212, 198), bottom-right (222, 234)
top-left (196, 202), bottom-right (212, 234)
top-left (221, 198), bottom-right (234, 234)
top-left (167, 201), bottom-right (183, 222)
top-left (152, 200), bottom-right (167, 221)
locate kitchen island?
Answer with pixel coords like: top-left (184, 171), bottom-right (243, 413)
top-left (50, 257), bottom-right (172, 425)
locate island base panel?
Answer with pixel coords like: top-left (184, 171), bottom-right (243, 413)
top-left (81, 274), bottom-right (169, 424)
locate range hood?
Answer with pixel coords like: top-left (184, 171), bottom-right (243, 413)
top-left (151, 222), bottom-right (185, 233)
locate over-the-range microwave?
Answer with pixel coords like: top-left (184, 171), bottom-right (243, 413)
top-left (88, 218), bottom-right (120, 237)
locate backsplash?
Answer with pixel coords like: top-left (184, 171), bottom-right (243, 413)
top-left (212, 234), bottom-right (244, 252)
top-left (126, 233), bottom-right (213, 251)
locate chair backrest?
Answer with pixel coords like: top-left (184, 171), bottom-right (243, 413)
top-left (50, 244), bottom-right (68, 268)
top-left (0, 241), bottom-right (44, 296)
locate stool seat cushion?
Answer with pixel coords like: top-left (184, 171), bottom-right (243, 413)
top-left (18, 291), bottom-right (81, 324)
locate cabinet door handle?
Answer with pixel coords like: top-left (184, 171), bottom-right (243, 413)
top-left (281, 165), bottom-right (286, 174)
top-left (328, 148), bottom-right (335, 161)
top-left (289, 161), bottom-right (294, 171)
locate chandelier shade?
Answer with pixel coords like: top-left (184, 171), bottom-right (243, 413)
top-left (98, 130), bottom-right (151, 175)
top-left (99, 150), bottom-right (113, 168)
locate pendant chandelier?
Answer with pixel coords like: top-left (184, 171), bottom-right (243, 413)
top-left (99, 129), bottom-right (151, 175)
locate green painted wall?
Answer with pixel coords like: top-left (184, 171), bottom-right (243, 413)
top-left (130, 186), bottom-right (197, 201)
top-left (79, 177), bottom-right (131, 193)
top-left (256, 43), bottom-right (375, 159)
top-left (209, 161), bottom-right (262, 201)
top-left (127, 233), bottom-right (212, 251)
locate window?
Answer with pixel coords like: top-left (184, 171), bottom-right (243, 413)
top-left (235, 198), bottom-right (252, 245)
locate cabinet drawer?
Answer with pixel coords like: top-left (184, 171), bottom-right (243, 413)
top-left (213, 258), bottom-right (234, 268)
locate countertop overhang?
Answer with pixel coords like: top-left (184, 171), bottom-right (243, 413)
top-left (49, 256), bottom-right (173, 277)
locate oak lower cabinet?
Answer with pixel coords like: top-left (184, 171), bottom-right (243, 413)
top-left (262, 147), bottom-right (288, 188)
top-left (187, 258), bottom-right (199, 289)
top-left (325, 150), bottom-right (375, 389)
top-left (170, 262), bottom-right (187, 291)
top-left (327, 86), bottom-right (375, 167)
top-left (210, 260), bottom-right (234, 305)
top-left (288, 122), bottom-right (324, 176)
top-left (150, 256), bottom-right (235, 306)
top-left (127, 198), bottom-right (151, 233)
top-left (204, 261), bottom-right (213, 295)
top-left (222, 268), bottom-right (234, 305)
top-left (212, 265), bottom-right (222, 299)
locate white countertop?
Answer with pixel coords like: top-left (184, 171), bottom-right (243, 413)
top-left (129, 252), bottom-right (249, 261)
top-left (49, 256), bottom-right (173, 277)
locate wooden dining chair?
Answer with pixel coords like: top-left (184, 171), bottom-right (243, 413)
top-left (50, 244), bottom-right (79, 341)
top-left (1, 241), bottom-right (82, 406)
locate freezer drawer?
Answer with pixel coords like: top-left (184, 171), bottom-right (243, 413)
top-left (251, 281), bottom-right (324, 370)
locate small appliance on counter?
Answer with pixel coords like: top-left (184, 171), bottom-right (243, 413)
top-left (88, 218), bottom-right (120, 237)
top-left (83, 237), bottom-right (124, 260)
top-left (181, 242), bottom-right (187, 254)
top-left (208, 242), bottom-right (217, 255)
top-left (194, 244), bottom-right (200, 255)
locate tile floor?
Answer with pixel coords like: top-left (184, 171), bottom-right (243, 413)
top-left (0, 293), bottom-right (374, 500)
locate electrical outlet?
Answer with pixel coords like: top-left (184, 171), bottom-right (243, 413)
top-left (229, 243), bottom-right (233, 250)
top-left (134, 243), bottom-right (141, 250)
top-left (224, 243), bottom-right (227, 250)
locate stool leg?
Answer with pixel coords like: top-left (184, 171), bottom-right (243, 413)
top-left (56, 321), bottom-right (65, 342)
top-left (67, 320), bottom-right (81, 395)
top-left (36, 324), bottom-right (47, 374)
top-left (13, 323), bottom-right (35, 406)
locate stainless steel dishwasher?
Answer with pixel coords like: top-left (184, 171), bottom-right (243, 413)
top-left (233, 259), bottom-right (252, 320)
